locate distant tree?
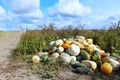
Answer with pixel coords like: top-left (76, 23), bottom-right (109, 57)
top-left (68, 25), bottom-right (73, 30)
top-left (109, 22), bottom-right (117, 30)
top-left (62, 24), bottom-right (73, 30)
top-left (37, 24), bottom-right (47, 30)
top-left (117, 20), bottom-right (120, 31)
top-left (75, 24), bottom-right (85, 30)
top-left (48, 23), bottom-right (56, 31)
top-left (102, 26), bottom-right (106, 30)
top-left (37, 23), bottom-right (56, 30)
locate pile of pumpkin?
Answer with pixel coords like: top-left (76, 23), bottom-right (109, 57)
top-left (32, 36), bottom-right (120, 74)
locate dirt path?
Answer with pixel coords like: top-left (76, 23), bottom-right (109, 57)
top-left (0, 32), bottom-right (41, 80)
top-left (0, 32), bottom-right (21, 62)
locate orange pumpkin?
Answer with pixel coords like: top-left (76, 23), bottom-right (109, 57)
top-left (99, 50), bottom-right (106, 58)
top-left (65, 40), bottom-right (72, 45)
top-left (62, 43), bottom-right (70, 49)
top-left (101, 63), bottom-right (113, 74)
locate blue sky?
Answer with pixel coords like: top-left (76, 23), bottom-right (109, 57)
top-left (0, 0), bottom-right (120, 31)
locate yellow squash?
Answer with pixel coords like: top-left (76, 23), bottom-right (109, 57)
top-left (101, 63), bottom-right (113, 74)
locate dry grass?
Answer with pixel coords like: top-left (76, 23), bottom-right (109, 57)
top-left (0, 31), bottom-right (22, 37)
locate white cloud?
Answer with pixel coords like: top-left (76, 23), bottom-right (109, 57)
top-left (16, 9), bottom-right (43, 19)
top-left (0, 6), bottom-right (6, 21)
top-left (0, 0), bottom-right (44, 31)
top-left (10, 0), bottom-right (39, 13)
top-left (81, 14), bottom-right (120, 29)
top-left (9, 0), bottom-right (43, 18)
top-left (48, 0), bottom-right (91, 17)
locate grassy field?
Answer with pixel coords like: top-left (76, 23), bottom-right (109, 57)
top-left (0, 31), bottom-right (11, 36)
top-left (11, 26), bottom-right (120, 80)
top-left (0, 31), bottom-right (21, 37)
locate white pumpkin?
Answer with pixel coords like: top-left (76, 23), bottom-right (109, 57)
top-left (59, 52), bottom-right (71, 64)
top-left (32, 55), bottom-right (40, 63)
top-left (37, 52), bottom-right (44, 57)
top-left (55, 39), bottom-right (64, 46)
top-left (83, 41), bottom-right (89, 47)
top-left (75, 36), bottom-right (85, 40)
top-left (63, 38), bottom-right (67, 42)
top-left (72, 41), bottom-right (84, 48)
top-left (70, 56), bottom-right (76, 62)
top-left (37, 52), bottom-right (48, 57)
top-left (87, 39), bottom-right (93, 44)
top-left (51, 52), bottom-right (59, 58)
top-left (57, 46), bottom-right (64, 53)
top-left (88, 44), bottom-right (100, 51)
top-left (49, 41), bottom-right (55, 47)
top-left (67, 44), bottom-right (80, 56)
top-left (110, 58), bottom-right (120, 70)
top-left (81, 60), bottom-right (97, 70)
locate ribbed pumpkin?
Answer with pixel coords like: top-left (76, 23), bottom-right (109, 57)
top-left (91, 50), bottom-right (101, 61)
top-left (51, 52), bottom-right (59, 59)
top-left (101, 63), bottom-right (113, 74)
top-left (101, 57), bottom-right (110, 63)
top-left (75, 36), bottom-right (85, 40)
top-left (67, 44), bottom-right (80, 56)
top-left (70, 56), bottom-right (76, 62)
top-left (65, 40), bottom-right (72, 45)
top-left (83, 41), bottom-right (89, 47)
top-left (81, 60), bottom-right (97, 70)
top-left (49, 41), bottom-right (55, 47)
top-left (58, 52), bottom-right (71, 64)
top-left (62, 43), bottom-right (70, 49)
top-left (72, 41), bottom-right (84, 49)
top-left (86, 46), bottom-right (94, 54)
top-left (87, 39), bottom-right (93, 44)
top-left (109, 58), bottom-right (120, 70)
top-left (38, 52), bottom-right (48, 57)
top-left (37, 52), bottom-right (44, 57)
top-left (57, 46), bottom-right (64, 53)
top-left (55, 39), bottom-right (64, 46)
top-left (32, 55), bottom-right (40, 63)
top-left (81, 50), bottom-right (90, 60)
top-left (99, 50), bottom-right (106, 58)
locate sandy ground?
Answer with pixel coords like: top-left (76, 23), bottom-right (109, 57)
top-left (0, 32), bottom-right (41, 80)
top-left (0, 32), bottom-right (92, 80)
